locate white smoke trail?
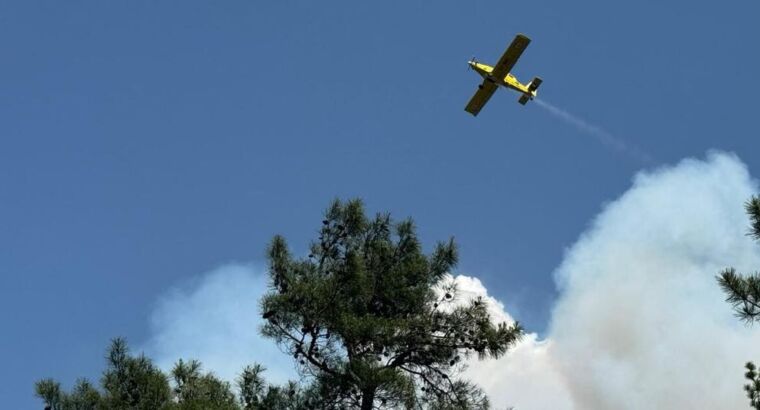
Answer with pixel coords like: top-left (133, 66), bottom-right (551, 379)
top-left (534, 98), bottom-right (653, 164)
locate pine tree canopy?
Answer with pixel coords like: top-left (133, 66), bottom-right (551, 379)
top-left (36, 199), bottom-right (524, 410)
top-left (35, 339), bottom-right (301, 410)
top-left (718, 196), bottom-right (760, 409)
top-left (260, 199), bottom-right (523, 409)
top-left (718, 196), bottom-right (760, 323)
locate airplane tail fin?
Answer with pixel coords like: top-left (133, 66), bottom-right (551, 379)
top-left (528, 76), bottom-right (542, 92)
top-left (518, 76), bottom-right (543, 105)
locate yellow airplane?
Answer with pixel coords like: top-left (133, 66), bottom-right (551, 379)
top-left (465, 34), bottom-right (542, 116)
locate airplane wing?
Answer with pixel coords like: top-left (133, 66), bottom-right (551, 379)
top-left (464, 80), bottom-right (498, 116)
top-left (491, 34), bottom-right (531, 80)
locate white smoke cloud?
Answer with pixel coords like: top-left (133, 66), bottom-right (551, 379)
top-left (547, 152), bottom-right (760, 409)
top-left (144, 152), bottom-right (760, 409)
top-left (446, 275), bottom-right (574, 410)
top-left (464, 152), bottom-right (760, 409)
top-left (143, 264), bottom-right (296, 384)
top-left (438, 274), bottom-right (515, 324)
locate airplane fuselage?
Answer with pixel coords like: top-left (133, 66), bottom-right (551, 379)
top-left (468, 61), bottom-right (535, 98)
top-left (464, 34), bottom-right (541, 115)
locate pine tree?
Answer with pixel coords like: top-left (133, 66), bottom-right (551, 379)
top-left (35, 339), bottom-right (298, 410)
top-left (260, 199), bottom-right (523, 409)
top-left (717, 196), bottom-right (760, 409)
top-left (718, 197), bottom-right (760, 322)
top-left (238, 364), bottom-right (313, 409)
top-left (744, 362), bottom-right (760, 410)
top-left (35, 378), bottom-right (103, 410)
top-left (100, 338), bottom-right (172, 409)
top-left (170, 359), bottom-right (238, 409)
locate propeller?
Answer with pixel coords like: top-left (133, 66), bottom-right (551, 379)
top-left (468, 56), bottom-right (476, 71)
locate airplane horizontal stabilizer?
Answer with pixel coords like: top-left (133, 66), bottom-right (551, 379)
top-left (518, 94), bottom-right (530, 105)
top-left (528, 76), bottom-right (543, 92)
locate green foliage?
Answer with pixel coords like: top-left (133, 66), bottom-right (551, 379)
top-left (36, 339), bottom-right (299, 410)
top-left (68, 379), bottom-right (102, 409)
top-left (100, 338), bottom-right (172, 409)
top-left (424, 380), bottom-right (490, 409)
top-left (237, 364), bottom-right (267, 408)
top-left (745, 362), bottom-right (760, 410)
top-left (718, 196), bottom-right (760, 409)
top-left (171, 359), bottom-right (237, 409)
top-left (237, 364), bottom-right (304, 409)
top-left (37, 199), bottom-right (523, 409)
top-left (237, 362), bottom-right (347, 409)
top-left (748, 197), bottom-right (760, 241)
top-left (718, 197), bottom-right (760, 323)
top-left (718, 267), bottom-right (760, 323)
top-left (261, 198), bottom-right (523, 409)
top-left (35, 378), bottom-right (64, 410)
top-left (35, 378), bottom-right (102, 410)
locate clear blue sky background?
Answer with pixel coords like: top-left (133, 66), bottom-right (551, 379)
top-left (2, 1), bottom-right (759, 407)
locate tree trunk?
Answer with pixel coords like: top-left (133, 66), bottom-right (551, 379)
top-left (360, 387), bottom-right (376, 410)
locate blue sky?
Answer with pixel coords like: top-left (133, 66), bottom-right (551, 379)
top-left (2, 1), bottom-right (760, 408)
